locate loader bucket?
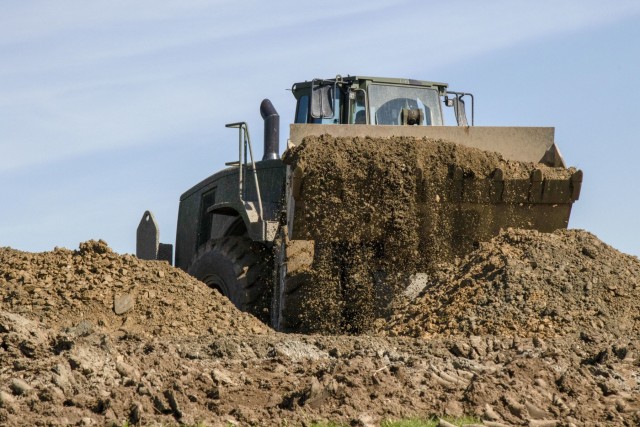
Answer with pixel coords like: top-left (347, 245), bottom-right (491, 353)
top-left (284, 125), bottom-right (581, 248)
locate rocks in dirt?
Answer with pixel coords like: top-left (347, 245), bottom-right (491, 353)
top-left (302, 377), bottom-right (329, 409)
top-left (0, 391), bottom-right (15, 408)
top-left (1, 226), bottom-right (639, 425)
top-left (525, 402), bottom-right (549, 420)
top-left (65, 320), bottom-right (93, 338)
top-left (113, 293), bottom-right (135, 315)
top-left (283, 135), bottom-right (577, 334)
top-left (527, 421), bottom-right (559, 427)
top-left (115, 357), bottom-right (139, 381)
top-left (352, 413), bottom-right (377, 427)
top-left (0, 305), bottom-right (638, 425)
top-left (211, 368), bottom-right (235, 387)
top-left (483, 403), bottom-right (501, 421)
top-left (438, 419), bottom-right (457, 427)
top-left (0, 240), bottom-right (270, 424)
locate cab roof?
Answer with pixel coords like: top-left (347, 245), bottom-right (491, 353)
top-left (292, 75), bottom-right (448, 92)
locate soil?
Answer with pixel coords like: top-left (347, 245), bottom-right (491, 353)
top-left (380, 228), bottom-right (640, 340)
top-left (1, 137), bottom-right (638, 426)
top-left (1, 234), bottom-right (639, 426)
top-left (0, 240), bottom-right (268, 338)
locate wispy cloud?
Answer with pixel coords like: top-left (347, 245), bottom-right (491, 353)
top-left (1, 0), bottom-right (639, 255)
top-left (1, 0), bottom-right (639, 174)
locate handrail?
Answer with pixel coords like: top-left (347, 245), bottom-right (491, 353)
top-left (224, 122), bottom-right (264, 221)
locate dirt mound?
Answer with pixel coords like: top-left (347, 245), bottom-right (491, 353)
top-left (0, 238), bottom-right (639, 425)
top-left (282, 135), bottom-right (576, 333)
top-left (381, 228), bottom-right (640, 339)
top-left (0, 240), bottom-right (268, 337)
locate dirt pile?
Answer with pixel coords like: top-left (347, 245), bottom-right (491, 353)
top-left (282, 135), bottom-right (576, 333)
top-left (1, 239), bottom-right (639, 425)
top-left (0, 240), bottom-right (268, 337)
top-left (0, 240), bottom-right (273, 426)
top-left (380, 228), bottom-right (640, 339)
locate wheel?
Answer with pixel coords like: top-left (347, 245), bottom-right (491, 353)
top-left (187, 236), bottom-right (271, 323)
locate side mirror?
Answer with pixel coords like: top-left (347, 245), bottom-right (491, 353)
top-left (310, 82), bottom-right (335, 119)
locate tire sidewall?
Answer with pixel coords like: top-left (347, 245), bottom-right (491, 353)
top-left (187, 237), bottom-right (254, 312)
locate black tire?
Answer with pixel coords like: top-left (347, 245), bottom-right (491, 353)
top-left (187, 236), bottom-right (271, 322)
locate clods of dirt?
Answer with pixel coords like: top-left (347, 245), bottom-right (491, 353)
top-left (0, 240), bottom-right (268, 338)
top-left (1, 235), bottom-right (639, 426)
top-left (380, 228), bottom-right (640, 340)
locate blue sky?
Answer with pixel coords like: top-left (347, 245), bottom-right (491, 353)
top-left (1, 0), bottom-right (639, 257)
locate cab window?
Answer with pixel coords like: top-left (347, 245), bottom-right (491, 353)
top-left (350, 90), bottom-right (367, 124)
top-left (295, 95), bottom-right (309, 123)
top-left (296, 90), bottom-right (342, 124)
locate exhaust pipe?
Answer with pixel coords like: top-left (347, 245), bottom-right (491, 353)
top-left (260, 99), bottom-right (280, 160)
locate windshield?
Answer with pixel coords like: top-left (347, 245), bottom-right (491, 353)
top-left (368, 84), bottom-right (443, 126)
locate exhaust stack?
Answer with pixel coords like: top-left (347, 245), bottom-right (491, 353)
top-left (260, 99), bottom-right (280, 160)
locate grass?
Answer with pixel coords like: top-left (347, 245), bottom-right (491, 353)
top-left (310, 416), bottom-right (482, 427)
top-left (117, 416), bottom-right (481, 427)
top-left (382, 417), bottom-right (482, 427)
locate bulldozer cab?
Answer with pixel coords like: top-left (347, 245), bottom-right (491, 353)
top-left (292, 75), bottom-right (472, 127)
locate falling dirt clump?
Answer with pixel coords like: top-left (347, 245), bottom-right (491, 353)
top-left (282, 135), bottom-right (576, 333)
top-left (381, 228), bottom-right (640, 339)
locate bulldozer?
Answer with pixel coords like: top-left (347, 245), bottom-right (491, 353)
top-left (136, 75), bottom-right (582, 333)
